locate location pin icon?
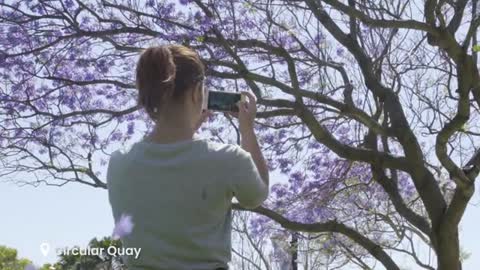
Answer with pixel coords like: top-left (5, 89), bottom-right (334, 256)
top-left (40, 242), bottom-right (50, 257)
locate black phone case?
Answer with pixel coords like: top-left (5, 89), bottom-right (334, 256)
top-left (207, 91), bottom-right (244, 112)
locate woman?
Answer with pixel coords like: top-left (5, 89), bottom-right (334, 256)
top-left (107, 44), bottom-right (270, 270)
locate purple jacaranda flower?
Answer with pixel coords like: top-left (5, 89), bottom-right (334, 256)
top-left (127, 122), bottom-right (135, 135)
top-left (110, 131), bottom-right (123, 142)
top-left (112, 213), bottom-right (134, 240)
top-left (146, 0), bottom-right (155, 7)
top-left (65, 0), bottom-right (74, 8)
top-left (336, 47), bottom-right (345, 56)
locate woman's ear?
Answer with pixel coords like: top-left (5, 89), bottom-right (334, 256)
top-left (191, 82), bottom-right (202, 104)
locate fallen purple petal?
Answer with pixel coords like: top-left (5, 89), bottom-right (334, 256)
top-left (112, 213), bottom-right (134, 240)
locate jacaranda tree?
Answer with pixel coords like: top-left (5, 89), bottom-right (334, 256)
top-left (1, 0), bottom-right (480, 269)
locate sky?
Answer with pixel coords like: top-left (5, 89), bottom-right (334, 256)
top-left (1, 164), bottom-right (480, 269)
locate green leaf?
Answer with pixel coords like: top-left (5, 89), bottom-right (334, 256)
top-left (196, 36), bottom-right (205, 42)
top-left (473, 44), bottom-right (480, 52)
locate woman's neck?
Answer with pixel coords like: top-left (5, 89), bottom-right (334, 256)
top-left (145, 112), bottom-right (195, 144)
top-left (146, 126), bottom-right (194, 144)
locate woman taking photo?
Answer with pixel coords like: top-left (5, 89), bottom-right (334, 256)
top-left (107, 44), bottom-right (270, 270)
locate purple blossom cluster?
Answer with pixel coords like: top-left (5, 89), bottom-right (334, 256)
top-left (0, 1), bottom-right (430, 262)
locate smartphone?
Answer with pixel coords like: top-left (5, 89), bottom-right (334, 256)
top-left (207, 90), bottom-right (245, 112)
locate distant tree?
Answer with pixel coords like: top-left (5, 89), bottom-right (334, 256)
top-left (54, 237), bottom-right (124, 270)
top-left (39, 263), bottom-right (63, 270)
top-left (0, 245), bottom-right (32, 270)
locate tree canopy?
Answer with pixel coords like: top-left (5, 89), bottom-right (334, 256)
top-left (0, 245), bottom-right (32, 270)
top-left (1, 0), bottom-right (480, 269)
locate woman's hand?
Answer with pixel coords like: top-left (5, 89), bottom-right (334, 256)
top-left (226, 91), bottom-right (257, 132)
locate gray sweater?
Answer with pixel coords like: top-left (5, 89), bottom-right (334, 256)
top-left (107, 135), bottom-right (269, 270)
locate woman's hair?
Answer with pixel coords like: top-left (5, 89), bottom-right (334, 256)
top-left (135, 44), bottom-right (205, 120)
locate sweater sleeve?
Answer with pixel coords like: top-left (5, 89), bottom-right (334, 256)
top-left (226, 145), bottom-right (269, 209)
top-left (107, 149), bottom-right (124, 221)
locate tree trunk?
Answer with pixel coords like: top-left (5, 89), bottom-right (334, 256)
top-left (436, 229), bottom-right (462, 270)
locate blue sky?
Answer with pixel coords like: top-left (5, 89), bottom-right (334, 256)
top-left (1, 181), bottom-right (113, 266)
top-left (1, 173), bottom-right (479, 269)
